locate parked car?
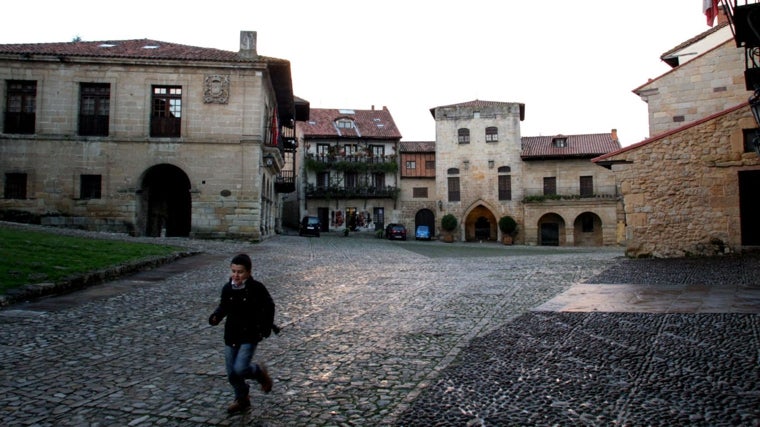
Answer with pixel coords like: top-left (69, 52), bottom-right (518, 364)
top-left (299, 216), bottom-right (321, 237)
top-left (385, 223), bottom-right (407, 240)
top-left (415, 225), bottom-right (431, 240)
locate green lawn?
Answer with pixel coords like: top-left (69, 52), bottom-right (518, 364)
top-left (0, 226), bottom-right (182, 293)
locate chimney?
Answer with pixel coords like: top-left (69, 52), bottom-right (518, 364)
top-left (718, 4), bottom-right (729, 25)
top-left (611, 128), bottom-right (618, 142)
top-left (239, 31), bottom-right (257, 59)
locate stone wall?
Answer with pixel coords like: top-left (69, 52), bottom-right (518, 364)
top-left (605, 105), bottom-right (760, 257)
top-left (0, 56), bottom-right (279, 241)
top-left (636, 40), bottom-right (747, 138)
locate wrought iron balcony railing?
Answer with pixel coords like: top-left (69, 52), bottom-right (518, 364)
top-left (522, 185), bottom-right (618, 202)
top-left (304, 153), bottom-right (398, 174)
top-left (305, 184), bottom-right (400, 200)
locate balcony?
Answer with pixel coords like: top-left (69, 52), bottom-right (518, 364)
top-left (305, 184), bottom-right (400, 200)
top-left (304, 154), bottom-right (398, 174)
top-left (522, 185), bottom-right (618, 203)
top-left (275, 170), bottom-right (295, 193)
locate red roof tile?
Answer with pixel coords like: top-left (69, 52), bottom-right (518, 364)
top-left (521, 133), bottom-right (621, 159)
top-left (430, 99), bottom-right (525, 121)
top-left (0, 39), bottom-right (286, 64)
top-left (399, 141), bottom-right (435, 152)
top-left (298, 107), bottom-right (402, 140)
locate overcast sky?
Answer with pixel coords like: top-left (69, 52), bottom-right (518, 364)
top-left (2, 1), bottom-right (715, 146)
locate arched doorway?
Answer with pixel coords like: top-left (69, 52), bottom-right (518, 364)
top-left (537, 213), bottom-right (565, 246)
top-left (573, 212), bottom-right (603, 246)
top-left (137, 164), bottom-right (191, 237)
top-left (464, 204), bottom-right (497, 241)
top-left (414, 208), bottom-right (435, 237)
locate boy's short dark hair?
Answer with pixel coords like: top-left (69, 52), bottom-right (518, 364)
top-left (231, 253), bottom-right (252, 272)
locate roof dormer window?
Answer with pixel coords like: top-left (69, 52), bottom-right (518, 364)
top-left (336, 119), bottom-right (354, 129)
top-left (552, 137), bottom-right (567, 148)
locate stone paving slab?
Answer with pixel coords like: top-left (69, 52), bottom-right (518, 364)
top-left (1, 230), bottom-right (758, 426)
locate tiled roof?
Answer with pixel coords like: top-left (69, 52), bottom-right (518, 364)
top-left (433, 99), bottom-right (519, 109)
top-left (298, 108), bottom-right (402, 140)
top-left (430, 99), bottom-right (525, 121)
top-left (660, 21), bottom-right (730, 65)
top-left (0, 38), bottom-right (295, 121)
top-left (399, 141), bottom-right (435, 152)
top-left (0, 39), bottom-right (285, 63)
top-left (521, 133), bottom-right (621, 159)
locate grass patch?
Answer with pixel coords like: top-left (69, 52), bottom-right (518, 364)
top-left (0, 226), bottom-right (182, 294)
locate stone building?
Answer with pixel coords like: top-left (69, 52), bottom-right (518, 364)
top-left (425, 100), bottom-right (621, 245)
top-left (295, 107), bottom-right (402, 233)
top-left (0, 31), bottom-right (306, 240)
top-left (294, 100), bottom-right (621, 246)
top-left (595, 104), bottom-right (760, 257)
top-left (594, 17), bottom-right (760, 257)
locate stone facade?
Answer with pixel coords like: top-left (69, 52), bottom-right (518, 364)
top-left (596, 105), bottom-right (760, 257)
top-left (391, 100), bottom-right (623, 246)
top-left (635, 38), bottom-right (745, 137)
top-left (0, 32), bottom-right (298, 241)
top-left (597, 22), bottom-right (760, 258)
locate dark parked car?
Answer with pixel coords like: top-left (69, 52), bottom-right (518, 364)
top-left (299, 216), bottom-right (321, 237)
top-left (415, 225), bottom-right (431, 240)
top-left (385, 223), bottom-right (407, 240)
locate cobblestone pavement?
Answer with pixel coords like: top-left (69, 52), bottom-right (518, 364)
top-left (1, 228), bottom-right (758, 426)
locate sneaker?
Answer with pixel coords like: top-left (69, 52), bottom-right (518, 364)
top-left (226, 395), bottom-right (251, 414)
top-left (258, 363), bottom-right (273, 393)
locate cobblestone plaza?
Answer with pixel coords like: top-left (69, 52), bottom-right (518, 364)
top-left (1, 230), bottom-right (758, 426)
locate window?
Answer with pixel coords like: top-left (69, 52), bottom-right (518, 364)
top-left (498, 166), bottom-right (512, 201)
top-left (336, 119), bottom-right (354, 129)
top-left (317, 172), bottom-right (330, 189)
top-left (458, 128), bottom-right (470, 144)
top-left (316, 144), bottom-right (330, 158)
top-left (343, 144), bottom-right (358, 156)
top-left (406, 160), bottom-right (417, 169)
top-left (4, 172), bottom-right (27, 199)
top-left (552, 137), bottom-right (567, 148)
top-left (372, 172), bottom-right (385, 189)
top-left (486, 126), bottom-right (498, 142)
top-left (743, 128), bottom-right (760, 153)
top-left (79, 83), bottom-right (110, 136)
top-left (412, 187), bottom-right (428, 198)
top-left (344, 172), bottom-right (358, 188)
top-left (543, 177), bottom-right (557, 195)
top-left (580, 176), bottom-right (594, 197)
top-left (370, 145), bottom-right (385, 158)
top-left (425, 160), bottom-right (435, 170)
top-left (150, 86), bottom-right (182, 137)
top-left (447, 177), bottom-right (460, 202)
top-left (4, 80), bottom-right (36, 134)
top-left (80, 174), bottom-right (102, 199)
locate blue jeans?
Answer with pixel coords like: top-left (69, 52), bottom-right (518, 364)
top-left (224, 342), bottom-right (261, 400)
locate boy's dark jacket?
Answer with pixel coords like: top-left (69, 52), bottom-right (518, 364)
top-left (209, 277), bottom-right (275, 345)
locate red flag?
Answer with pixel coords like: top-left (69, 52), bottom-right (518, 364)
top-left (704, 0), bottom-right (719, 27)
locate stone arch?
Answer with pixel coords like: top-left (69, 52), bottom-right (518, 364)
top-left (136, 164), bottom-right (191, 237)
top-left (537, 212), bottom-right (566, 246)
top-left (463, 201), bottom-right (498, 242)
top-left (573, 211), bottom-right (604, 246)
